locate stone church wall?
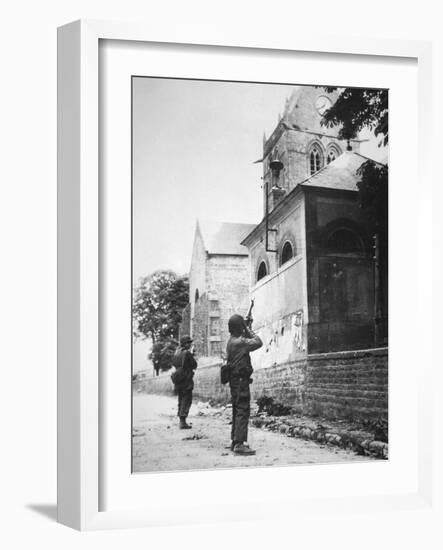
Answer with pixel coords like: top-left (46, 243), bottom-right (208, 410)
top-left (206, 255), bottom-right (250, 354)
top-left (186, 254), bottom-right (251, 358)
top-left (247, 195), bottom-right (309, 369)
top-left (261, 85), bottom-right (360, 206)
top-left (178, 303), bottom-right (191, 340)
top-left (189, 225), bottom-right (207, 321)
top-left (192, 292), bottom-right (209, 356)
top-left (304, 190), bottom-right (379, 353)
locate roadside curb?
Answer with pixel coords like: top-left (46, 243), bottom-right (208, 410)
top-left (251, 415), bottom-right (389, 459)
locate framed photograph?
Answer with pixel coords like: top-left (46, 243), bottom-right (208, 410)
top-left (57, 20), bottom-right (433, 530)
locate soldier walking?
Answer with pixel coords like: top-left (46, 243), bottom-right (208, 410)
top-left (226, 314), bottom-right (262, 455)
top-left (171, 335), bottom-right (197, 429)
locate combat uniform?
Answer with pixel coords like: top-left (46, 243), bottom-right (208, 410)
top-left (226, 326), bottom-right (262, 448)
top-left (172, 342), bottom-right (197, 427)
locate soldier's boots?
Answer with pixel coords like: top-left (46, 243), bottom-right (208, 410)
top-left (179, 417), bottom-right (192, 429)
top-left (233, 442), bottom-right (256, 456)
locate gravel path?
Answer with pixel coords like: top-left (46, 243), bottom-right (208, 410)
top-left (132, 394), bottom-right (373, 473)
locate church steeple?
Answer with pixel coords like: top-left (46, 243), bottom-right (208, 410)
top-left (282, 95), bottom-right (291, 123)
top-left (260, 85), bottom-right (356, 217)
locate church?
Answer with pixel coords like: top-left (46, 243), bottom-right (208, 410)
top-left (182, 86), bottom-right (388, 376)
top-left (180, 219), bottom-right (255, 362)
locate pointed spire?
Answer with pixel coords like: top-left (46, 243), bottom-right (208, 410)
top-left (285, 95), bottom-right (290, 111)
top-left (283, 96), bottom-right (290, 122)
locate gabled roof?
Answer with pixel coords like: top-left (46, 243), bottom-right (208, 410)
top-left (198, 220), bottom-right (256, 256)
top-left (300, 151), bottom-right (386, 192)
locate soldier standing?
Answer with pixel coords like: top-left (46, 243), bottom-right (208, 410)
top-left (171, 335), bottom-right (197, 429)
top-left (226, 314), bottom-right (262, 455)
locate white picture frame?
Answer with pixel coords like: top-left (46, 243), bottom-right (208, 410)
top-left (57, 19), bottom-right (433, 531)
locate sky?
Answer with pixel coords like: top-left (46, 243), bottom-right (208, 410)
top-left (132, 77), bottom-right (297, 283)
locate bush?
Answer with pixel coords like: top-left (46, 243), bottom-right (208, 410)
top-left (256, 395), bottom-right (292, 416)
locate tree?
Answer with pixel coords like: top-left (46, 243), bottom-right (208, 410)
top-left (133, 270), bottom-right (189, 374)
top-left (320, 86), bottom-right (388, 236)
top-left (319, 86), bottom-right (388, 238)
top-left (356, 161), bottom-right (388, 238)
top-left (149, 338), bottom-right (179, 375)
top-left (320, 87), bottom-right (388, 146)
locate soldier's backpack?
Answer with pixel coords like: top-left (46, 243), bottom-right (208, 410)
top-left (171, 349), bottom-right (187, 387)
top-left (220, 361), bottom-right (231, 385)
top-left (171, 368), bottom-right (186, 386)
top-left (220, 344), bottom-right (253, 384)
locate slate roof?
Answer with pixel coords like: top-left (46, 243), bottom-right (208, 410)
top-left (240, 151), bottom-right (386, 247)
top-left (300, 151), bottom-right (386, 192)
top-left (198, 220), bottom-right (256, 256)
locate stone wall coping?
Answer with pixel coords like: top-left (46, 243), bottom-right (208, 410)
top-left (308, 347), bottom-right (388, 361)
top-left (137, 359), bottom-right (222, 379)
top-left (255, 357), bottom-right (308, 370)
top-left (196, 359), bottom-right (223, 370)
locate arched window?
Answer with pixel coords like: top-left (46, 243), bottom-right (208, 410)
top-left (257, 261), bottom-right (268, 281)
top-left (281, 241), bottom-right (294, 265)
top-left (309, 144), bottom-right (323, 175)
top-left (326, 228), bottom-right (363, 253)
top-left (326, 145), bottom-right (341, 164)
top-left (327, 150), bottom-right (336, 164)
top-left (194, 289), bottom-right (200, 302)
top-left (327, 150), bottom-right (335, 164)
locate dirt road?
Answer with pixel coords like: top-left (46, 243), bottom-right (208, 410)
top-left (132, 394), bottom-right (372, 473)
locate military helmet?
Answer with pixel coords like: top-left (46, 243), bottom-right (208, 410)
top-left (228, 314), bottom-right (246, 336)
top-left (180, 335), bottom-right (193, 346)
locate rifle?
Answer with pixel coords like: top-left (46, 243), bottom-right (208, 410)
top-left (245, 298), bottom-right (255, 328)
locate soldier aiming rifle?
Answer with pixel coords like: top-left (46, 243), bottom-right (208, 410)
top-left (225, 299), bottom-right (262, 456)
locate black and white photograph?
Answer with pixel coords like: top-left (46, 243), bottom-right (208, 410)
top-left (131, 77), bottom-right (388, 473)
top-left (4, 0), bottom-right (440, 542)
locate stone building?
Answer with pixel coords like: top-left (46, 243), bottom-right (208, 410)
top-left (180, 220), bottom-right (255, 360)
top-left (242, 86), bottom-right (388, 371)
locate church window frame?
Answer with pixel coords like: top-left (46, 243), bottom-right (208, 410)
top-left (326, 144), bottom-right (342, 165)
top-left (308, 142), bottom-right (325, 175)
top-left (194, 289), bottom-right (200, 303)
top-left (256, 260), bottom-right (268, 282)
top-left (280, 240), bottom-right (294, 266)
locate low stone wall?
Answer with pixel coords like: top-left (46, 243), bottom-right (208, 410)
top-left (135, 347), bottom-right (388, 421)
top-left (192, 361), bottom-right (230, 403)
top-left (135, 360), bottom-right (230, 404)
top-left (251, 359), bottom-right (307, 405)
top-left (135, 370), bottom-right (176, 397)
